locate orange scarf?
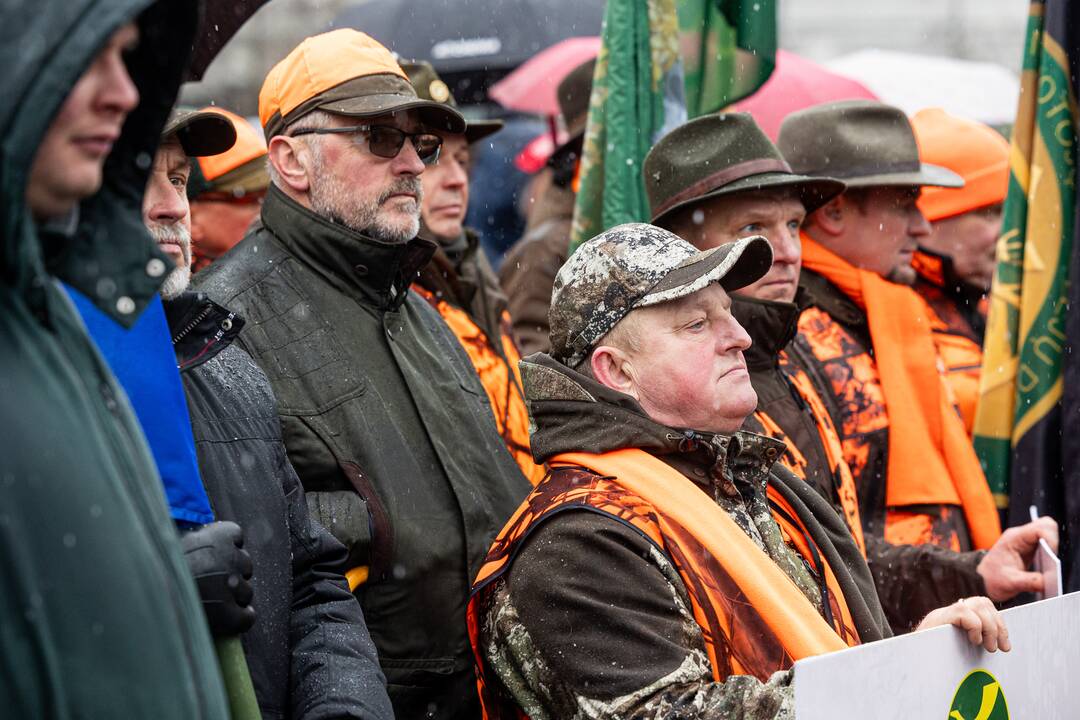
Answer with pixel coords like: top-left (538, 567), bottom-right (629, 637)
top-left (799, 235), bottom-right (1000, 549)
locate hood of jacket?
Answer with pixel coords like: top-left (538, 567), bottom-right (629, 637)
top-left (520, 352), bottom-right (786, 496)
top-left (2, 0), bottom-right (197, 325)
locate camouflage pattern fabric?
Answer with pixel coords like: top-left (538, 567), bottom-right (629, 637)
top-left (549, 223), bottom-right (769, 367)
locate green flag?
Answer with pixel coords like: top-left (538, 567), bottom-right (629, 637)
top-left (569, 0), bottom-right (776, 252)
top-left (972, 0), bottom-right (1080, 588)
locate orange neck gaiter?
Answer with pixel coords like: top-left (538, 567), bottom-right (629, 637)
top-left (799, 235), bottom-right (1000, 549)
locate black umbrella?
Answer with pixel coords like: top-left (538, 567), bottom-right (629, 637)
top-left (333, 0), bottom-right (604, 75)
top-left (187, 0), bottom-right (272, 80)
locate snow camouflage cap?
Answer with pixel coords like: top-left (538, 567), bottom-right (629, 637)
top-left (549, 223), bottom-right (773, 367)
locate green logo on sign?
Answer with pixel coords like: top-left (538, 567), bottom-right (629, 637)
top-left (948, 669), bottom-right (1009, 720)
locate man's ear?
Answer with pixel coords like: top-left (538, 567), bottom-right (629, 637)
top-left (267, 136), bottom-right (313, 194)
top-left (810, 196), bottom-right (845, 237)
top-left (591, 345), bottom-right (638, 399)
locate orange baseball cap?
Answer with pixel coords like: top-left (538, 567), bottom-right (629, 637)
top-left (259, 29), bottom-right (465, 140)
top-left (911, 108), bottom-right (1009, 222)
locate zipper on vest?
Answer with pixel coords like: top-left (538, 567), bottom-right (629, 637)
top-left (172, 304), bottom-right (214, 345)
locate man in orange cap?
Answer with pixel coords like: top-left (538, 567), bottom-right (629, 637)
top-left (910, 108), bottom-right (1010, 433)
top-left (401, 60), bottom-right (545, 485)
top-left (188, 106), bottom-right (269, 272)
top-left (194, 29), bottom-right (530, 720)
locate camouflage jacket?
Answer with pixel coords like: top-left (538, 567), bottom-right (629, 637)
top-left (473, 354), bottom-right (889, 719)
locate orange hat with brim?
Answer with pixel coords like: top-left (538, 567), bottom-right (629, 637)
top-left (259, 29), bottom-right (465, 141)
top-left (911, 108), bottom-right (1009, 222)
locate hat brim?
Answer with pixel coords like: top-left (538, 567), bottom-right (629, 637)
top-left (836, 162), bottom-right (965, 189)
top-left (637, 235), bottom-right (774, 308)
top-left (464, 119), bottom-right (504, 144)
top-left (318, 94), bottom-right (467, 134)
top-left (652, 172), bottom-right (846, 225)
top-left (165, 111), bottom-right (237, 157)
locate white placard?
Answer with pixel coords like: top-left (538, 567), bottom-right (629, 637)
top-left (794, 592), bottom-right (1080, 718)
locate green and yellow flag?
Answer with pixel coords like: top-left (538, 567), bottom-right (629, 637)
top-left (972, 0), bottom-right (1079, 588)
top-left (569, 0), bottom-right (776, 251)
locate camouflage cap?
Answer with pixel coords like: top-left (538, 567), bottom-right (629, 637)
top-left (549, 223), bottom-right (773, 367)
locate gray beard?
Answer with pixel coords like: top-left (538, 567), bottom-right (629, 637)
top-left (309, 173), bottom-right (422, 244)
top-left (148, 222), bottom-right (192, 300)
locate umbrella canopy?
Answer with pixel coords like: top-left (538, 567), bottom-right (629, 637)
top-left (187, 0), bottom-right (271, 80)
top-left (333, 0), bottom-right (604, 74)
top-left (825, 49), bottom-right (1020, 126)
top-left (489, 36), bottom-right (600, 115)
top-left (730, 50), bottom-right (877, 140)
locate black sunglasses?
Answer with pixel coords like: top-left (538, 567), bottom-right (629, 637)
top-left (290, 124), bottom-right (443, 165)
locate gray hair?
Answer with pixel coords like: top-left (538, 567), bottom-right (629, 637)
top-left (267, 109), bottom-right (337, 188)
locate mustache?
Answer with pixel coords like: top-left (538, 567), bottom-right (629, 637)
top-left (378, 177), bottom-right (422, 204)
top-left (148, 222), bottom-right (191, 245)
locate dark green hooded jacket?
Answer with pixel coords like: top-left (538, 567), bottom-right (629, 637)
top-left (0, 2), bottom-right (229, 717)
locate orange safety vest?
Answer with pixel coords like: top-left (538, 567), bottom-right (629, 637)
top-left (799, 236), bottom-right (1000, 550)
top-left (911, 251), bottom-right (985, 435)
top-left (467, 448), bottom-right (856, 719)
top-left (754, 355), bottom-right (866, 557)
top-left (413, 285), bottom-right (546, 485)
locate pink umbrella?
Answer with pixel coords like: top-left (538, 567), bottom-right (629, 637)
top-left (490, 36), bottom-right (600, 116)
top-left (731, 50), bottom-right (878, 141)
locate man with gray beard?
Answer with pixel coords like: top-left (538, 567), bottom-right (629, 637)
top-left (193, 30), bottom-right (531, 719)
top-left (148, 109), bottom-right (393, 720)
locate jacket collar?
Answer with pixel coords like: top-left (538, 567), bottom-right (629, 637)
top-left (913, 246), bottom-right (986, 305)
top-left (732, 291), bottom-right (805, 371)
top-left (520, 353), bottom-right (785, 501)
top-left (164, 292), bottom-right (245, 372)
top-left (798, 267), bottom-right (867, 329)
top-left (260, 184), bottom-right (437, 311)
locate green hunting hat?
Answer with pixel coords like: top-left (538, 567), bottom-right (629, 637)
top-left (162, 108), bottom-right (237, 157)
top-left (778, 100), bottom-right (964, 189)
top-left (401, 60), bottom-right (503, 144)
top-left (644, 113), bottom-right (845, 225)
top-left (549, 223), bottom-right (772, 368)
top-left (548, 57), bottom-right (596, 168)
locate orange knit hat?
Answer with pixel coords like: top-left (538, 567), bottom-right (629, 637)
top-left (911, 108), bottom-right (1009, 222)
top-left (196, 107), bottom-right (266, 183)
top-left (258, 29), bottom-right (464, 140)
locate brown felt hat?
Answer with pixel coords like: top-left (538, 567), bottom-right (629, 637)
top-left (400, 60), bottom-right (503, 145)
top-left (777, 100), bottom-right (964, 189)
top-left (548, 57), bottom-right (596, 168)
top-left (644, 113), bottom-right (845, 225)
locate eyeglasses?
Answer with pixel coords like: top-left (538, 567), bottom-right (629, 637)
top-left (290, 124), bottom-right (443, 165)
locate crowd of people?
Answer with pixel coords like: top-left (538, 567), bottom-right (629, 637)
top-left (1, 2), bottom-right (1062, 719)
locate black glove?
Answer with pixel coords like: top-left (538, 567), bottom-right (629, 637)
top-left (181, 521), bottom-right (255, 637)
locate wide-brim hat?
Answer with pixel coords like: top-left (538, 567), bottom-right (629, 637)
top-left (400, 59), bottom-right (504, 145)
top-left (778, 99), bottom-right (964, 190)
top-left (259, 29), bottom-right (465, 140)
top-left (162, 108), bottom-right (237, 157)
top-left (549, 223), bottom-right (773, 367)
top-left (644, 113), bottom-right (845, 225)
top-left (545, 57), bottom-right (596, 169)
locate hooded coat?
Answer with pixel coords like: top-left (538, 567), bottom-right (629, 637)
top-left (166, 292), bottom-right (393, 720)
top-left (0, 1), bottom-right (229, 716)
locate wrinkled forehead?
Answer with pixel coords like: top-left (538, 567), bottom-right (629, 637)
top-left (154, 136), bottom-right (189, 169)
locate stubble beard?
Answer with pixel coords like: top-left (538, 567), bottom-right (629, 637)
top-left (309, 168), bottom-right (422, 244)
top-left (149, 222), bottom-right (192, 300)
